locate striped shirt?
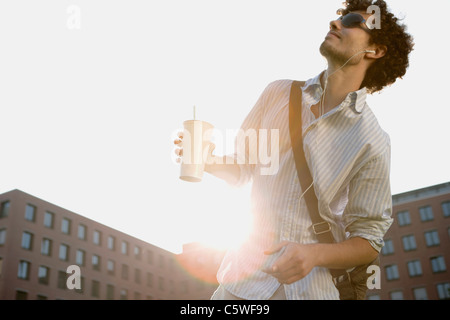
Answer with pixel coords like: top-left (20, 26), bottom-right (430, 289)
top-left (216, 72), bottom-right (393, 300)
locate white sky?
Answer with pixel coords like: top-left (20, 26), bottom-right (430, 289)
top-left (1, 0), bottom-right (449, 253)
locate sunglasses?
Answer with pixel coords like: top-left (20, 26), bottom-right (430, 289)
top-left (338, 13), bottom-right (372, 33)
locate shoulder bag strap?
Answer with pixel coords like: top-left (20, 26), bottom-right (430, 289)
top-left (288, 80), bottom-right (345, 279)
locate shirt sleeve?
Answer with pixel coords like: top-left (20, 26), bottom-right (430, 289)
top-left (229, 82), bottom-right (276, 187)
top-left (342, 146), bottom-right (394, 252)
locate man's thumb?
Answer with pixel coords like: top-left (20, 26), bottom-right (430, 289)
top-left (264, 241), bottom-right (287, 255)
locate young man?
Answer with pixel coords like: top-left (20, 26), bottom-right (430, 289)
top-left (175, 0), bottom-right (413, 299)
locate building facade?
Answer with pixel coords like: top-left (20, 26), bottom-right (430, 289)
top-left (2, 182), bottom-right (449, 300)
top-left (368, 182), bottom-right (450, 300)
top-left (0, 189), bottom-right (218, 300)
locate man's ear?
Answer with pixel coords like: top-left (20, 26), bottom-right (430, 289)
top-left (367, 45), bottom-right (387, 59)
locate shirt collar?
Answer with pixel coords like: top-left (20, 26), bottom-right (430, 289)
top-left (302, 71), bottom-right (368, 114)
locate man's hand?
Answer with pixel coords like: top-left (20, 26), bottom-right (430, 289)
top-left (262, 237), bottom-right (378, 285)
top-left (173, 131), bottom-right (215, 163)
top-left (174, 130), bottom-right (242, 185)
top-left (263, 241), bottom-right (319, 284)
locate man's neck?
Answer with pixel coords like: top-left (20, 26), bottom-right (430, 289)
top-left (319, 65), bottom-right (365, 115)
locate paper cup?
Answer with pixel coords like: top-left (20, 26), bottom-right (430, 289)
top-left (179, 120), bottom-right (214, 182)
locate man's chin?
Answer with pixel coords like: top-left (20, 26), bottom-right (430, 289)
top-left (319, 42), bottom-right (347, 66)
top-left (319, 41), bottom-right (328, 57)
top-left (319, 42), bottom-right (334, 61)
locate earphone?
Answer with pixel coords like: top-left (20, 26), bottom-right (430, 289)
top-left (320, 48), bottom-right (375, 117)
top-left (299, 48), bottom-right (375, 201)
top-left (325, 49), bottom-right (376, 80)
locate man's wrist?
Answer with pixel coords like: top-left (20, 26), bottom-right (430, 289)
top-left (204, 156), bottom-right (241, 185)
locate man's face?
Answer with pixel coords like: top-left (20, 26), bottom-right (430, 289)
top-left (320, 10), bottom-right (373, 66)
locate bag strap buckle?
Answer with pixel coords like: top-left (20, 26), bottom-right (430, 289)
top-left (333, 273), bottom-right (351, 285)
top-left (312, 221), bottom-right (331, 235)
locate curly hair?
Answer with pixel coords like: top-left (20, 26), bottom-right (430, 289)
top-left (340, 0), bottom-right (414, 93)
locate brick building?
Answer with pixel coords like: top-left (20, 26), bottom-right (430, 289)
top-left (3, 182), bottom-right (449, 300)
top-left (0, 189), bottom-right (218, 300)
top-left (173, 181), bottom-right (450, 300)
top-left (368, 182), bottom-right (450, 300)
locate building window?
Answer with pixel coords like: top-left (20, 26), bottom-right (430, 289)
top-left (18, 260), bottom-right (31, 280)
top-left (134, 268), bottom-right (141, 284)
top-left (91, 280), bottom-right (100, 298)
top-left (61, 218), bottom-right (71, 235)
top-left (390, 291), bottom-right (404, 300)
top-left (442, 201), bottom-right (450, 218)
top-left (36, 294), bottom-right (48, 300)
top-left (106, 284), bottom-right (115, 300)
top-left (158, 276), bottom-right (165, 291)
top-left (57, 270), bottom-right (67, 289)
top-left (413, 287), bottom-right (428, 300)
top-left (93, 230), bottom-right (101, 246)
top-left (15, 290), bottom-right (28, 300)
top-left (147, 250), bottom-right (154, 264)
top-left (0, 201), bottom-right (10, 218)
top-left (120, 289), bottom-right (128, 300)
top-left (107, 260), bottom-right (115, 276)
top-left (181, 280), bottom-right (189, 294)
top-left (44, 211), bottom-right (54, 229)
top-left (121, 264), bottom-right (129, 280)
top-left (76, 276), bottom-right (85, 294)
top-left (25, 204), bottom-right (36, 222)
top-left (134, 246), bottom-right (141, 260)
top-left (159, 254), bottom-right (165, 268)
top-left (78, 224), bottom-right (87, 240)
top-left (92, 254), bottom-right (101, 271)
top-left (76, 249), bottom-right (86, 266)
top-left (169, 280), bottom-right (175, 294)
top-left (121, 241), bottom-right (128, 255)
top-left (397, 210), bottom-right (411, 226)
top-left (147, 272), bottom-right (153, 287)
top-left (21, 231), bottom-right (33, 251)
top-left (436, 283), bottom-right (450, 300)
top-left (424, 230), bottom-right (440, 247)
top-left (0, 228), bottom-right (6, 246)
top-left (431, 256), bottom-right (447, 273)
top-left (407, 260), bottom-right (423, 277)
top-left (38, 266), bottom-right (50, 285)
top-left (107, 236), bottom-right (115, 250)
top-left (382, 239), bottom-right (395, 255)
top-left (419, 205), bottom-right (434, 222)
top-left (195, 279), bottom-right (204, 292)
top-left (59, 244), bottom-right (70, 261)
top-left (385, 264), bottom-right (399, 281)
top-left (402, 234), bottom-right (417, 251)
top-left (41, 238), bottom-right (52, 256)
